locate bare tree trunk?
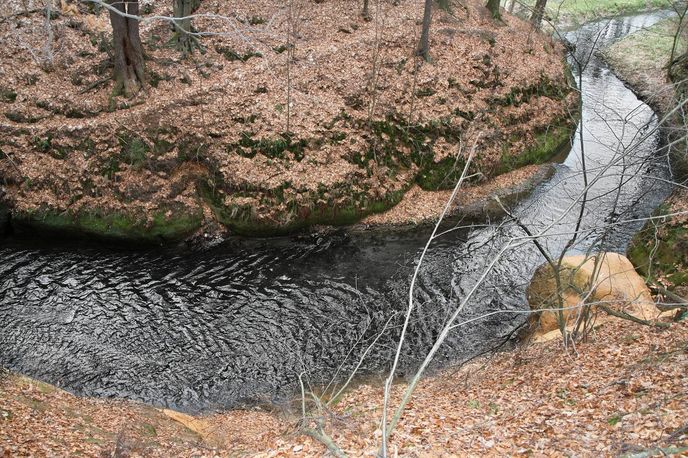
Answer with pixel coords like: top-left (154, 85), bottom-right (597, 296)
top-left (417, 0), bottom-right (432, 61)
top-left (486, 0), bottom-right (501, 19)
top-left (530, 0), bottom-right (547, 29)
top-left (362, 0), bottom-right (370, 20)
top-left (173, 0), bottom-right (201, 56)
top-left (108, 0), bottom-right (145, 97)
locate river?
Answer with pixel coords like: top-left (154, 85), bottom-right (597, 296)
top-left (0, 11), bottom-right (675, 413)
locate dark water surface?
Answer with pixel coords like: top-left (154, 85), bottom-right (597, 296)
top-left (0, 12), bottom-right (675, 412)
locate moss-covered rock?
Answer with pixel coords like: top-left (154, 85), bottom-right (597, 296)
top-left (201, 179), bottom-right (408, 236)
top-left (627, 204), bottom-right (688, 298)
top-left (497, 120), bottom-right (575, 175)
top-left (12, 206), bottom-right (202, 244)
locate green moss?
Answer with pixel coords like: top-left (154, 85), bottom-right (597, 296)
top-left (670, 143), bottom-right (688, 181)
top-left (0, 87), bottom-right (17, 103)
top-left (215, 46), bottom-right (262, 62)
top-left (497, 122), bottom-right (574, 175)
top-left (200, 178), bottom-right (407, 236)
top-left (233, 132), bottom-right (307, 160)
top-left (330, 131), bottom-right (347, 145)
top-left (78, 138), bottom-right (97, 157)
top-left (65, 108), bottom-right (98, 119)
top-left (118, 133), bottom-right (150, 169)
top-left (148, 70), bottom-right (174, 88)
top-left (29, 134), bottom-right (69, 159)
top-left (247, 15), bottom-right (266, 25)
top-left (177, 136), bottom-right (208, 161)
top-left (5, 111), bottom-right (40, 123)
top-left (416, 155), bottom-right (468, 190)
top-left (493, 75), bottom-right (570, 107)
top-left (416, 87), bottom-right (436, 97)
top-left (346, 114), bottom-right (475, 190)
top-left (627, 206), bottom-right (688, 293)
top-left (14, 206), bottom-right (202, 243)
top-left (153, 138), bottom-right (174, 155)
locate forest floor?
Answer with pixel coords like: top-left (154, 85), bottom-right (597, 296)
top-left (0, 0), bottom-right (576, 240)
top-left (1, 316), bottom-right (687, 456)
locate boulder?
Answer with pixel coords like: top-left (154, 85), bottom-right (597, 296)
top-left (527, 252), bottom-right (658, 335)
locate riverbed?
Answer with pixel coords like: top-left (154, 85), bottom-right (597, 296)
top-left (0, 11), bottom-right (675, 413)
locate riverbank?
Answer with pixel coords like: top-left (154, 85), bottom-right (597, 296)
top-left (602, 15), bottom-right (688, 301)
top-left (359, 163), bottom-right (556, 228)
top-left (520, 0), bottom-right (674, 28)
top-left (0, 0), bottom-right (577, 243)
top-left (2, 316), bottom-right (686, 456)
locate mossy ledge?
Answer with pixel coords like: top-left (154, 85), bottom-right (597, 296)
top-left (200, 180), bottom-right (409, 237)
top-left (497, 119), bottom-right (576, 175)
top-left (627, 204), bottom-right (688, 295)
top-left (1, 107), bottom-right (578, 243)
top-left (11, 206), bottom-right (203, 244)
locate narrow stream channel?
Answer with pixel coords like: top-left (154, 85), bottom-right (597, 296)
top-left (0, 11), bottom-right (675, 413)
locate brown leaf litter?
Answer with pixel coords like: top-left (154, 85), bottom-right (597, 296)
top-left (2, 315), bottom-right (686, 456)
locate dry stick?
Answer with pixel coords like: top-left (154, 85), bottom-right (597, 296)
top-left (381, 153), bottom-right (591, 449)
top-left (378, 89), bottom-right (688, 449)
top-left (298, 373), bottom-right (347, 458)
top-left (380, 139), bottom-right (478, 454)
top-left (303, 429), bottom-right (347, 458)
top-left (0, 8), bottom-right (42, 24)
top-left (652, 285), bottom-right (688, 311)
top-left (496, 196), bottom-right (603, 340)
top-left (326, 311), bottom-right (400, 407)
top-left (597, 303), bottom-right (671, 328)
top-left (79, 76), bottom-right (111, 94)
top-left (669, 3), bottom-right (688, 75)
top-left (495, 194), bottom-right (600, 341)
top-left (383, 228), bottom-right (517, 446)
top-left (378, 154), bottom-right (676, 452)
top-left (1, 152), bottom-right (21, 175)
top-left (550, 18), bottom-right (616, 345)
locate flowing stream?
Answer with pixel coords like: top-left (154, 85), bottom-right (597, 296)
top-left (0, 11), bottom-right (675, 413)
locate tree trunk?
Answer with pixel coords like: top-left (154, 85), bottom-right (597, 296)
top-left (417, 0), bottom-right (432, 61)
top-left (486, 0), bottom-right (501, 19)
top-left (508, 0), bottom-right (516, 13)
top-left (173, 0), bottom-right (201, 56)
top-left (362, 0), bottom-right (370, 20)
top-left (530, 0), bottom-right (547, 29)
top-left (108, 0), bottom-right (145, 97)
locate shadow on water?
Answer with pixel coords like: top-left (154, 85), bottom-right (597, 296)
top-left (0, 11), bottom-right (676, 413)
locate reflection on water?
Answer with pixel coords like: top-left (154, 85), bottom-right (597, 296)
top-left (0, 12), bottom-right (675, 412)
